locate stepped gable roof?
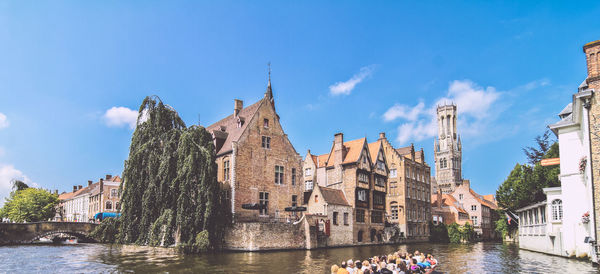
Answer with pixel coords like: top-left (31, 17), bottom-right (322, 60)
top-left (206, 99), bottom-right (263, 155)
top-left (469, 188), bottom-right (498, 210)
top-left (368, 140), bottom-right (382, 164)
top-left (319, 186), bottom-right (350, 206)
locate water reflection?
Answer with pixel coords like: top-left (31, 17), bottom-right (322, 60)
top-left (0, 242), bottom-right (597, 273)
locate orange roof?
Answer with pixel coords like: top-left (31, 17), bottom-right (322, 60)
top-left (483, 194), bottom-right (495, 203)
top-left (58, 192), bottom-right (75, 200)
top-left (469, 188), bottom-right (498, 210)
top-left (368, 140), bottom-right (381, 164)
top-left (310, 154), bottom-right (318, 165)
top-left (325, 137), bottom-right (367, 167)
top-left (441, 194), bottom-right (468, 214)
top-left (317, 154), bottom-right (329, 168)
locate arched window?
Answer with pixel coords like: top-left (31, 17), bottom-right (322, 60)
top-left (116, 202), bottom-right (121, 211)
top-left (105, 200), bottom-right (112, 210)
top-left (551, 199), bottom-right (562, 221)
top-left (357, 230), bottom-right (363, 242)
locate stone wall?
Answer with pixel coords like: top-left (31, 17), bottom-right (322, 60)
top-left (223, 220), bottom-right (308, 251)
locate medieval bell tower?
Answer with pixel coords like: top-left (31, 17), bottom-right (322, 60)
top-left (434, 104), bottom-right (462, 194)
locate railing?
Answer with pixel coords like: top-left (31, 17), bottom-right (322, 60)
top-left (519, 224), bottom-right (546, 236)
top-left (235, 215), bottom-right (296, 223)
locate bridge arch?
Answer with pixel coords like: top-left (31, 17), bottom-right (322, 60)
top-left (0, 222), bottom-right (98, 245)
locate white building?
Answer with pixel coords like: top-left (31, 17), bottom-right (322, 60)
top-left (517, 80), bottom-right (596, 262)
top-left (60, 184), bottom-right (92, 222)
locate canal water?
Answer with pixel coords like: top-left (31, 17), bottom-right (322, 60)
top-left (0, 242), bottom-right (598, 273)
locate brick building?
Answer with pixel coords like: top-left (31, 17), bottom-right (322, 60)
top-left (305, 184), bottom-right (353, 247)
top-left (303, 133), bottom-right (388, 243)
top-left (431, 190), bottom-right (471, 226)
top-left (380, 133), bottom-right (431, 240)
top-left (207, 78), bottom-right (303, 222)
top-left (582, 40), bottom-right (600, 253)
top-left (450, 180), bottom-right (498, 240)
top-left (88, 175), bottom-right (122, 220)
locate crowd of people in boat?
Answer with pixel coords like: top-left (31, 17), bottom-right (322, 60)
top-left (330, 250), bottom-right (438, 274)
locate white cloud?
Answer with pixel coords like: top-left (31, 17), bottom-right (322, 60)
top-left (0, 113), bottom-right (9, 129)
top-left (383, 102), bottom-right (426, 122)
top-left (384, 80), bottom-right (502, 145)
top-left (329, 65), bottom-right (376, 96)
top-left (103, 106), bottom-right (139, 129)
top-left (0, 164), bottom-right (34, 207)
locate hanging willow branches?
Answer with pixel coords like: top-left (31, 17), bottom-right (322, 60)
top-left (116, 96), bottom-right (229, 251)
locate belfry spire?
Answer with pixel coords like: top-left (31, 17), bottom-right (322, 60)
top-left (265, 62), bottom-right (273, 100)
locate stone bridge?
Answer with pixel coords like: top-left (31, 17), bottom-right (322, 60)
top-left (0, 222), bottom-right (98, 245)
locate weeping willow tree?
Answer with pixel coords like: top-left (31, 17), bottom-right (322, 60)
top-left (116, 96), bottom-right (229, 251)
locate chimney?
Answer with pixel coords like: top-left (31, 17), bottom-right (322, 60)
top-left (88, 180), bottom-right (93, 186)
top-left (333, 133), bottom-right (344, 165)
top-left (437, 190), bottom-right (442, 207)
top-left (462, 179), bottom-right (470, 189)
top-left (100, 179), bottom-right (104, 194)
top-left (78, 185), bottom-right (83, 190)
top-left (234, 99), bottom-right (243, 117)
top-left (584, 40), bottom-right (600, 80)
top-left (379, 132), bottom-right (386, 139)
top-left (73, 185), bottom-right (77, 192)
top-left (106, 174), bottom-right (112, 180)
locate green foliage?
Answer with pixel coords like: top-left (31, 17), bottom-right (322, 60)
top-left (496, 141), bottom-right (560, 212)
top-left (523, 131), bottom-right (553, 165)
top-left (429, 221), bottom-right (449, 243)
top-left (90, 217), bottom-right (121, 243)
top-left (447, 222), bottom-right (475, 243)
top-left (495, 217), bottom-right (509, 238)
top-left (0, 188), bottom-right (58, 222)
top-left (447, 223), bottom-right (462, 243)
top-left (117, 96), bottom-right (230, 251)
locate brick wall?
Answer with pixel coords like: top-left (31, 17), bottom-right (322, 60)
top-left (584, 40), bottom-right (600, 243)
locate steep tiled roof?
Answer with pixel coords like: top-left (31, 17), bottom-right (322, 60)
top-left (395, 146), bottom-right (411, 156)
top-left (317, 154), bottom-right (329, 168)
top-left (324, 137), bottom-right (367, 167)
top-left (319, 186), bottom-right (350, 206)
top-left (310, 154), bottom-right (318, 165)
top-left (442, 194), bottom-right (468, 214)
top-left (368, 141), bottom-right (381, 164)
top-left (206, 99), bottom-right (263, 155)
top-left (469, 188), bottom-right (498, 210)
top-left (483, 194), bottom-right (495, 203)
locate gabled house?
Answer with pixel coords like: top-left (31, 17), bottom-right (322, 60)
top-left (306, 184), bottom-right (353, 246)
top-left (207, 79), bottom-right (304, 222)
top-left (303, 133), bottom-right (388, 244)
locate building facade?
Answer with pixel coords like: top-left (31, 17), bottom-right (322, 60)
top-left (208, 79), bottom-right (304, 222)
top-left (582, 40), bottom-right (600, 261)
top-left (451, 180), bottom-right (498, 240)
top-left (303, 133), bottom-right (388, 243)
top-left (431, 190), bottom-right (471, 226)
top-left (305, 184), bottom-right (353, 247)
top-left (434, 104), bottom-right (462, 194)
top-left (380, 133), bottom-right (431, 240)
top-left (89, 175), bottom-right (122, 220)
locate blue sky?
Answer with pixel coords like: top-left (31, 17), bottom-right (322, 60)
top-left (1, 1), bottom-right (600, 204)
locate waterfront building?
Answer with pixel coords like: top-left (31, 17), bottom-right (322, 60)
top-left (582, 40), bottom-right (600, 262)
top-left (434, 104), bottom-right (463, 194)
top-left (518, 69), bottom-right (597, 261)
top-left (450, 180), bottom-right (498, 240)
top-left (303, 133), bottom-right (388, 243)
top-left (58, 185), bottom-right (90, 222)
top-left (207, 77), bottom-right (304, 222)
top-left (431, 190), bottom-right (471, 226)
top-left (88, 175), bottom-right (122, 221)
top-left (305, 184), bottom-right (353, 246)
top-left (380, 133), bottom-right (431, 241)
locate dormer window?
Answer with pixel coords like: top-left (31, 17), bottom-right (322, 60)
top-left (264, 118), bottom-right (269, 128)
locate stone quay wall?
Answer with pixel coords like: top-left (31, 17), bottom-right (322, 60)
top-left (223, 221), bottom-right (308, 251)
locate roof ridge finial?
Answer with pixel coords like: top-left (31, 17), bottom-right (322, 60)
top-left (268, 62), bottom-right (271, 85)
